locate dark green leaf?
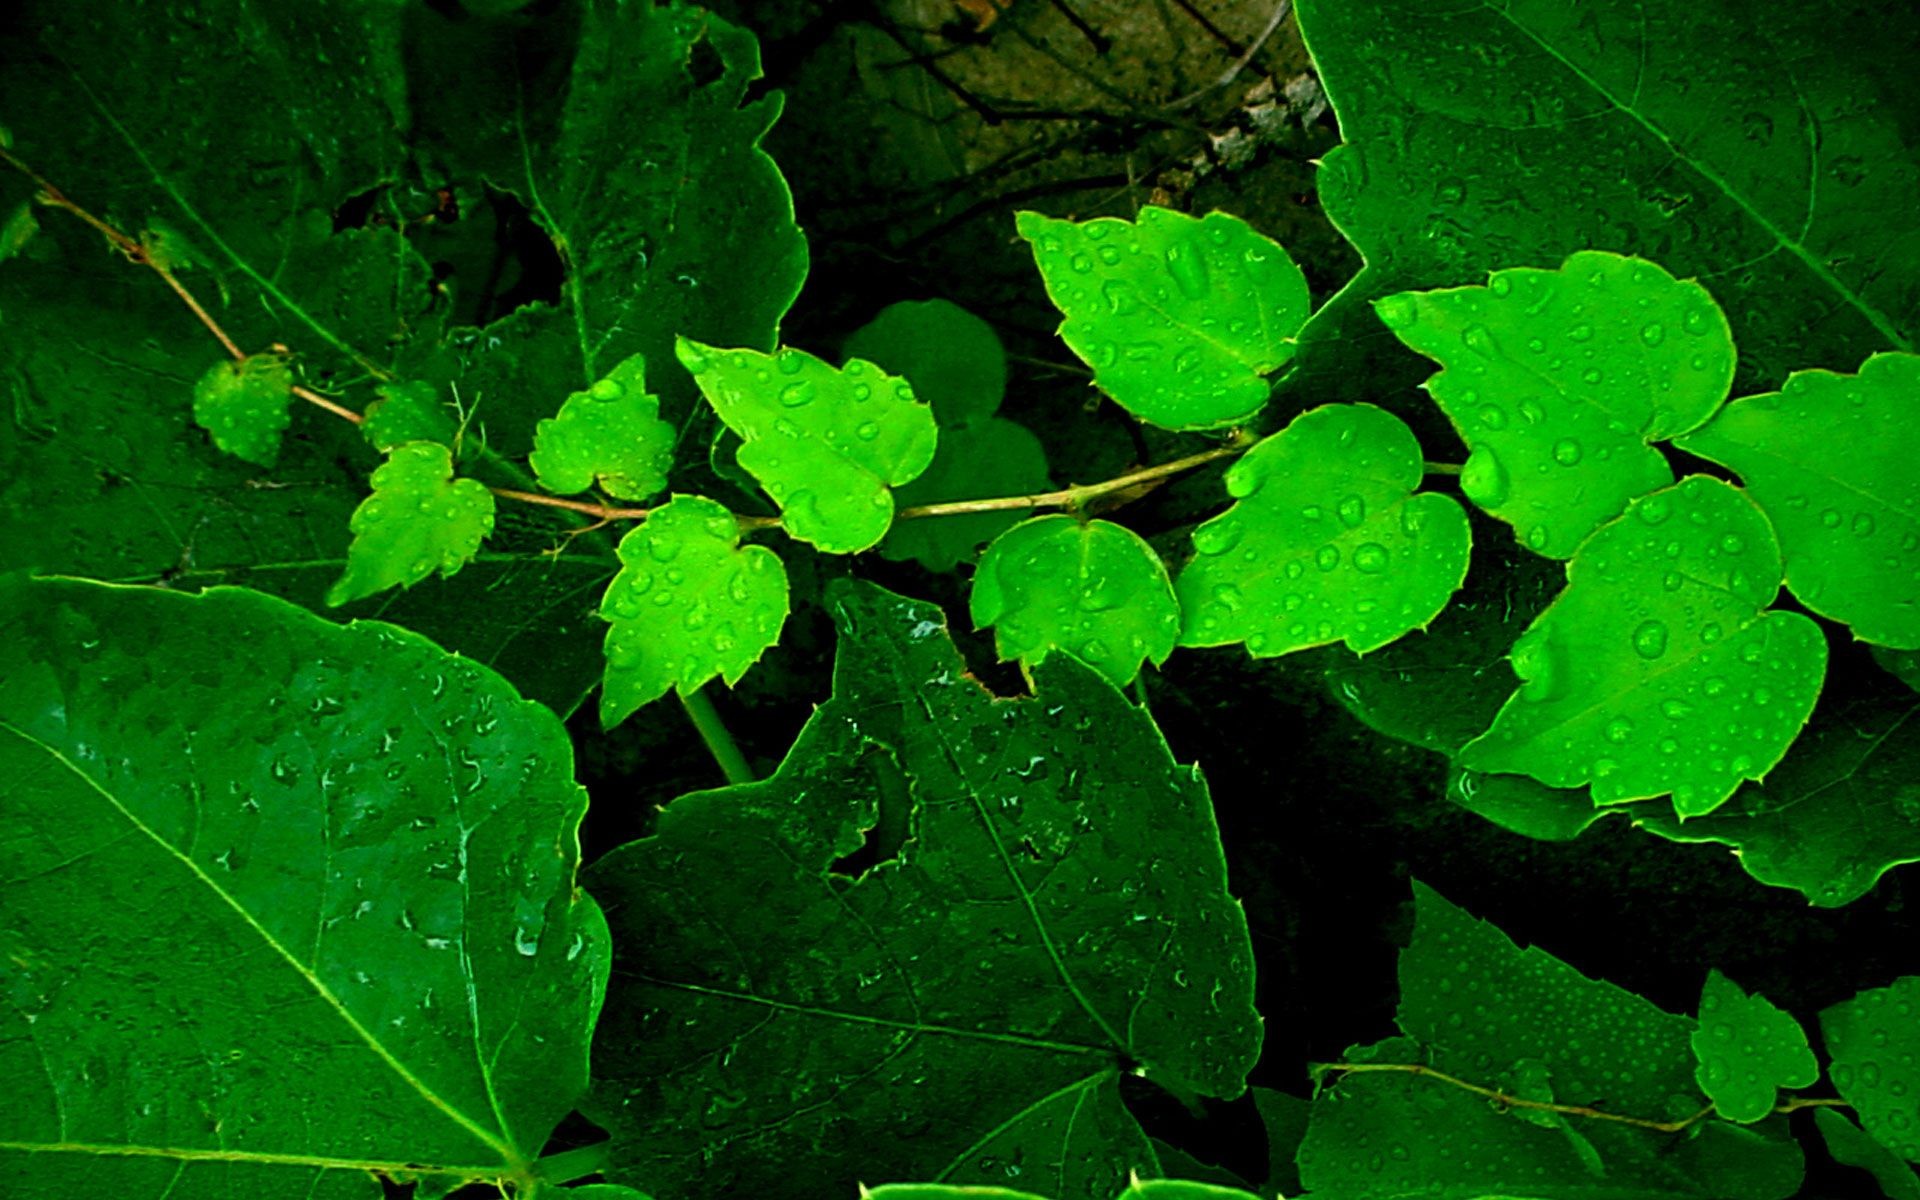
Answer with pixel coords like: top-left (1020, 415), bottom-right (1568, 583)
top-left (1816, 1110), bottom-right (1920, 1200)
top-left (843, 298), bottom-right (1008, 428)
top-left (881, 419), bottom-right (1052, 572)
top-left (363, 380), bottom-right (461, 454)
top-left (1692, 971), bottom-right (1817, 1123)
top-left (1823, 978), bottom-right (1920, 1162)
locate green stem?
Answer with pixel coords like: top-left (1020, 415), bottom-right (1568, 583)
top-left (529, 1141), bottom-right (611, 1188)
top-left (679, 686), bottom-right (755, 785)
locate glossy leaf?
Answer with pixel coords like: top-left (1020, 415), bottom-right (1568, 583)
top-left (1816, 1110), bottom-right (1920, 1200)
top-left (881, 419), bottom-right (1052, 571)
top-left (584, 582), bottom-right (1260, 1198)
top-left (972, 515), bottom-right (1180, 686)
top-left (529, 354), bottom-right (675, 501)
top-left (842, 298), bottom-right (1008, 427)
top-left (363, 380), bottom-right (459, 453)
top-left (1822, 978), bottom-right (1920, 1163)
top-left (192, 352), bottom-right (295, 466)
top-left (678, 339), bottom-right (938, 553)
top-left (1016, 207), bottom-right (1309, 430)
top-left (864, 1185), bottom-right (1257, 1200)
top-left (1692, 971), bottom-right (1817, 1123)
top-left (1290, 0), bottom-right (1920, 404)
top-left (1677, 352), bottom-right (1920, 649)
top-left (0, 575), bottom-right (607, 1198)
top-left (1177, 403), bottom-right (1470, 657)
top-left (328, 442), bottom-right (497, 607)
top-left (1460, 477), bottom-right (1826, 817)
top-left (1377, 251), bottom-right (1734, 557)
top-left (597, 495), bottom-right (789, 726)
top-left (1299, 883), bottom-right (1803, 1198)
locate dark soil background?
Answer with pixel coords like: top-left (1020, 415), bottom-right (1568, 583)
top-left (560, 3), bottom-right (1918, 1195)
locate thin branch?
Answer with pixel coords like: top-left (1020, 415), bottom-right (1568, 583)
top-left (897, 442), bottom-right (1241, 521)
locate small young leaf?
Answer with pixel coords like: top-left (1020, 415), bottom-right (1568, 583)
top-left (1016, 207), bottom-right (1309, 430)
top-left (677, 338), bottom-right (938, 552)
top-left (842, 298), bottom-right (1008, 427)
top-left (1460, 476), bottom-right (1826, 817)
top-left (972, 515), bottom-right (1180, 686)
top-left (1815, 1110), bottom-right (1920, 1200)
top-left (1822, 978), bottom-right (1920, 1163)
top-left (1692, 970), bottom-right (1817, 1123)
top-left (881, 418), bottom-right (1051, 571)
top-left (1176, 404), bottom-right (1470, 658)
top-left (1676, 352), bottom-right (1920, 649)
top-left (191, 351), bottom-right (295, 466)
top-left (598, 495), bottom-right (788, 726)
top-left (1377, 250), bottom-right (1735, 557)
top-left (529, 353), bottom-right (675, 500)
top-left (363, 379), bottom-right (459, 452)
top-left (328, 441), bottom-right (496, 606)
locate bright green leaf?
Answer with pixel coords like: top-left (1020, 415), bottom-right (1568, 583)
top-left (842, 298), bottom-right (1008, 427)
top-left (1822, 978), bottom-right (1920, 1163)
top-left (363, 379), bottom-right (459, 453)
top-left (1299, 883), bottom-right (1804, 1198)
top-left (0, 575), bottom-right (607, 1198)
top-left (1016, 207), bottom-right (1309, 430)
top-left (584, 582), bottom-right (1259, 1198)
top-left (881, 419), bottom-right (1051, 571)
top-left (1120, 1183), bottom-right (1258, 1200)
top-left (1289, 0), bottom-right (1919, 406)
top-left (1378, 251), bottom-right (1734, 557)
top-left (1460, 477), bottom-right (1826, 817)
top-left (1816, 1110), bottom-right (1920, 1200)
top-left (972, 515), bottom-right (1180, 686)
top-left (192, 352), bottom-right (296, 466)
top-left (1677, 352), bottom-right (1920, 649)
top-left (328, 442), bottom-right (497, 606)
top-left (1692, 971), bottom-right (1817, 1123)
top-left (677, 339), bottom-right (938, 553)
top-left (597, 495), bottom-right (789, 726)
top-left (529, 354), bottom-right (675, 501)
top-left (1176, 403), bottom-right (1470, 657)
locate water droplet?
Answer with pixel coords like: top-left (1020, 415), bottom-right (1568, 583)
top-left (1854, 512), bottom-right (1877, 537)
top-left (1192, 520), bottom-right (1241, 556)
top-left (1641, 322), bottom-right (1665, 346)
top-left (1606, 716), bottom-right (1634, 744)
top-left (856, 421), bottom-right (880, 441)
top-left (1164, 239), bottom-right (1210, 299)
top-left (1460, 446), bottom-right (1510, 508)
top-left (1637, 494), bottom-right (1672, 525)
top-left (1461, 324), bottom-right (1497, 357)
top-left (1552, 438), bottom-right (1583, 466)
top-left (1315, 545), bottom-right (1341, 572)
top-left (1568, 323), bottom-right (1593, 342)
top-left (1632, 619), bottom-right (1670, 659)
top-left (1337, 494), bottom-right (1367, 528)
top-left (1353, 543), bottom-right (1389, 573)
top-left (779, 381), bottom-right (815, 407)
top-left (1375, 294), bottom-right (1417, 329)
top-left (590, 378), bottom-right (624, 401)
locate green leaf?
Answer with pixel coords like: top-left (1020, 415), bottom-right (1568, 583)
top-left (1816, 1110), bottom-right (1920, 1200)
top-left (597, 495), bottom-right (789, 726)
top-left (0, 575), bottom-right (607, 1197)
top-left (881, 419), bottom-right (1052, 572)
top-left (1251, 1086), bottom-right (1309, 1199)
top-left (529, 354), bottom-right (675, 501)
top-left (843, 298), bottom-right (1008, 427)
top-left (1692, 970), bottom-right (1817, 1123)
top-left (1176, 403), bottom-right (1471, 657)
top-left (329, 442), bottom-right (497, 606)
top-left (1377, 251), bottom-right (1734, 558)
top-left (677, 339), bottom-right (939, 553)
top-left (972, 515), bottom-right (1181, 686)
top-left (583, 582), bottom-right (1260, 1198)
top-left (1290, 0), bottom-right (1919, 404)
top-left (1120, 1183), bottom-right (1258, 1200)
top-left (1298, 884), bottom-right (1804, 1199)
top-left (1822, 978), bottom-right (1920, 1163)
top-left (363, 379), bottom-right (460, 453)
top-left (1448, 768), bottom-right (1614, 843)
top-left (1460, 476), bottom-right (1827, 817)
top-left (1676, 352), bottom-right (1920, 649)
top-left (1016, 207), bottom-right (1309, 430)
top-left (192, 352), bottom-right (296, 466)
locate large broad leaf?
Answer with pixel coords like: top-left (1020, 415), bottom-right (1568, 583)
top-left (1377, 251), bottom-right (1735, 557)
top-left (0, 576), bottom-right (608, 1198)
top-left (1291, 0), bottom-right (1920, 406)
top-left (584, 582), bottom-right (1261, 1199)
top-left (1677, 352), bottom-right (1920, 649)
top-left (1461, 477), bottom-right (1827, 817)
top-left (1176, 403), bottom-right (1470, 658)
top-left (1822, 978), bottom-right (1920, 1164)
top-left (1816, 1110), bottom-right (1920, 1200)
top-left (1298, 883), bottom-right (1804, 1199)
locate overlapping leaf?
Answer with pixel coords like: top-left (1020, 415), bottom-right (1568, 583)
top-left (1816, 1110), bottom-right (1920, 1200)
top-left (1692, 971), bottom-right (1817, 1123)
top-left (597, 495), bottom-right (789, 725)
top-left (529, 354), bottom-right (675, 501)
top-left (972, 516), bottom-right (1180, 686)
top-left (0, 575), bottom-right (608, 1199)
top-left (1177, 403), bottom-right (1470, 658)
top-left (1017, 207), bottom-right (1310, 430)
top-left (1290, 0), bottom-right (1920, 407)
top-left (1378, 251), bottom-right (1734, 557)
top-left (584, 582), bottom-right (1259, 1199)
top-left (678, 339), bottom-right (938, 552)
top-left (192, 352), bottom-right (296, 466)
top-left (1822, 979), bottom-right (1920, 1163)
top-left (842, 298), bottom-right (1007, 428)
top-left (329, 443), bottom-right (497, 606)
top-left (363, 380), bottom-right (460, 453)
top-left (1298, 883), bottom-right (1805, 1198)
top-left (1678, 352), bottom-right (1920, 648)
top-left (1461, 477), bottom-right (1827, 817)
